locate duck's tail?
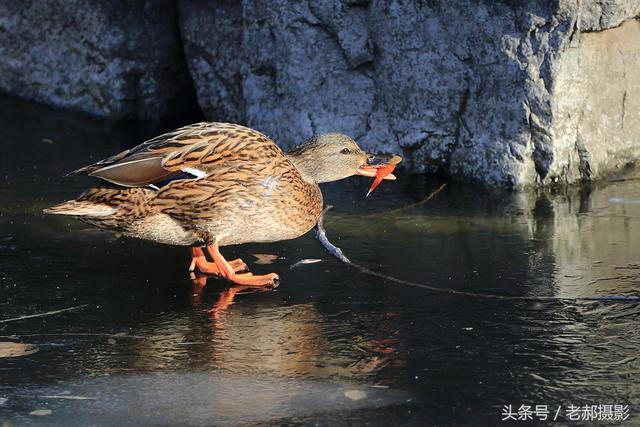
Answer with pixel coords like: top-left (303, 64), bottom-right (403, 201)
top-left (43, 200), bottom-right (116, 217)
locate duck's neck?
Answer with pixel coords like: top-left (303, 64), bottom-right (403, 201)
top-left (286, 152), bottom-right (320, 184)
top-left (286, 151), bottom-right (324, 218)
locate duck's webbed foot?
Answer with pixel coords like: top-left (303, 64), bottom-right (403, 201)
top-left (222, 272), bottom-right (280, 287)
top-left (189, 247), bottom-right (247, 275)
top-left (208, 244), bottom-right (279, 287)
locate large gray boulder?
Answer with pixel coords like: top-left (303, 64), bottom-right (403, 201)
top-left (0, 0), bottom-right (195, 120)
top-left (178, 0), bottom-right (640, 187)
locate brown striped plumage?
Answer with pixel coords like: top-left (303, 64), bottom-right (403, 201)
top-left (45, 122), bottom-right (385, 250)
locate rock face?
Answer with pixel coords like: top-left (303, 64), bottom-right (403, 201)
top-left (0, 0), bottom-right (196, 120)
top-left (178, 0), bottom-right (640, 187)
top-left (0, 1), bottom-right (638, 187)
top-left (549, 19), bottom-right (640, 184)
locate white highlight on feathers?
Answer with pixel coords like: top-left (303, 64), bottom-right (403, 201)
top-left (182, 167), bottom-right (207, 178)
top-left (261, 176), bottom-right (279, 195)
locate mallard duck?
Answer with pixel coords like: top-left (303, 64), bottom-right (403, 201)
top-left (45, 122), bottom-right (399, 286)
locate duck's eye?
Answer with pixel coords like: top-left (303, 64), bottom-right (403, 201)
top-left (340, 148), bottom-right (351, 154)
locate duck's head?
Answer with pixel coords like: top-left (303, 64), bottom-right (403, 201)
top-left (287, 133), bottom-right (400, 184)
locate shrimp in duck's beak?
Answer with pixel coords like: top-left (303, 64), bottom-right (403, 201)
top-left (355, 154), bottom-right (403, 197)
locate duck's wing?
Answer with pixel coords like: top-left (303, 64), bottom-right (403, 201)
top-left (71, 122), bottom-right (283, 187)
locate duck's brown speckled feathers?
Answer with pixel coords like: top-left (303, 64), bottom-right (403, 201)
top-left (50, 122), bottom-right (323, 247)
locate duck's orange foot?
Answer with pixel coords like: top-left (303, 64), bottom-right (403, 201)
top-left (191, 257), bottom-right (247, 275)
top-left (188, 246), bottom-right (277, 287)
top-left (206, 243), bottom-right (279, 288)
top-left (225, 272), bottom-right (279, 287)
top-left (189, 247), bottom-right (247, 275)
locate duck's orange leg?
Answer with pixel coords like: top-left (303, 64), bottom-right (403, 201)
top-left (208, 243), bottom-right (279, 287)
top-left (204, 246), bottom-right (248, 273)
top-left (189, 247), bottom-right (247, 275)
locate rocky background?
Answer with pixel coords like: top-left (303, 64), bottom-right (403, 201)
top-left (0, 0), bottom-right (638, 188)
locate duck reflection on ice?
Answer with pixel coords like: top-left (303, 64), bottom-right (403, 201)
top-left (149, 272), bottom-right (404, 380)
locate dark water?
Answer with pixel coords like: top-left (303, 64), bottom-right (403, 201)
top-left (1, 96), bottom-right (640, 426)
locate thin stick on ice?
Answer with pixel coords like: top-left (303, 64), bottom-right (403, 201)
top-left (0, 304), bottom-right (88, 323)
top-left (316, 205), bottom-right (350, 263)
